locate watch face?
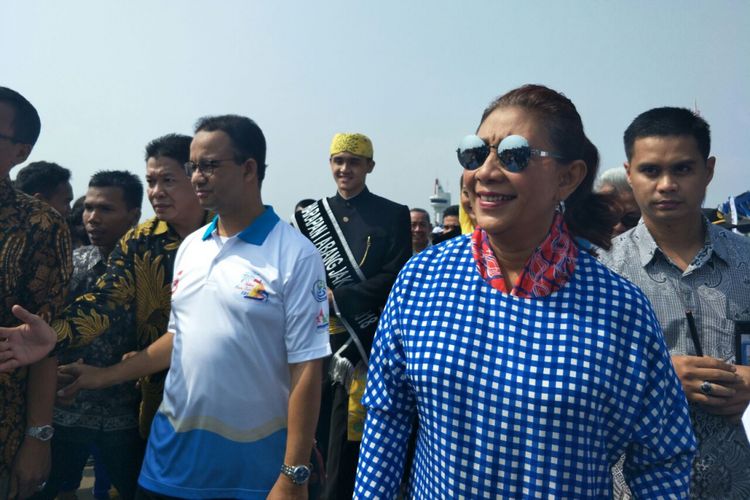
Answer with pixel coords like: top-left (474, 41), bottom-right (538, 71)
top-left (292, 465), bottom-right (311, 484)
top-left (28, 425), bottom-right (54, 441)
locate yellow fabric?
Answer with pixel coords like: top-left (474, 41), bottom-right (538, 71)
top-left (328, 315), bottom-right (347, 334)
top-left (459, 203), bottom-right (474, 234)
top-left (330, 133), bottom-right (373, 159)
top-left (347, 363), bottom-right (368, 441)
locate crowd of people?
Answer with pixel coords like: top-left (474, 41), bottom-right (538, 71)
top-left (0, 83), bottom-right (748, 499)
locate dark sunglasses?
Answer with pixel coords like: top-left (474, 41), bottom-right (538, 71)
top-left (456, 134), bottom-right (564, 172)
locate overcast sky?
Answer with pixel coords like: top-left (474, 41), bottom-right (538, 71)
top-left (4, 0), bottom-right (748, 222)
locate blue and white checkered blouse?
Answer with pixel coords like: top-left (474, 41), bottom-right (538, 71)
top-left (354, 235), bottom-right (696, 499)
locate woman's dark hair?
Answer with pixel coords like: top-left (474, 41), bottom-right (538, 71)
top-left (479, 84), bottom-right (616, 249)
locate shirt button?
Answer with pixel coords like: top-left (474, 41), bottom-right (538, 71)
top-left (343, 216), bottom-right (349, 222)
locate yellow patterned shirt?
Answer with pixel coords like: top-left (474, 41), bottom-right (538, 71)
top-left (52, 213), bottom-right (211, 436)
top-left (0, 177), bottom-right (72, 476)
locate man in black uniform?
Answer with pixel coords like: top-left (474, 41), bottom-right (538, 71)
top-left (296, 133), bottom-right (410, 499)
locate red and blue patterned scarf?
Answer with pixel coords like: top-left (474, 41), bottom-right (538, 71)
top-left (471, 212), bottom-right (578, 298)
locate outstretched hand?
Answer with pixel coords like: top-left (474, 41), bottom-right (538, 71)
top-left (57, 360), bottom-right (107, 401)
top-left (0, 305), bottom-right (56, 372)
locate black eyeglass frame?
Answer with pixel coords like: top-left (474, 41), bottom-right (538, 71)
top-left (183, 157), bottom-right (238, 177)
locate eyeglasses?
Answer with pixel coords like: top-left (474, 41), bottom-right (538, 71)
top-left (456, 134), bottom-right (564, 172)
top-left (183, 158), bottom-right (236, 177)
top-left (0, 132), bottom-right (17, 143)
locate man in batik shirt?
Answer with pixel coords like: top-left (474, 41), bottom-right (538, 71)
top-left (54, 134), bottom-right (209, 437)
top-left (0, 87), bottom-right (71, 499)
top-left (38, 171), bottom-right (144, 500)
top-left (0, 134), bottom-right (208, 442)
top-left (602, 107), bottom-right (750, 499)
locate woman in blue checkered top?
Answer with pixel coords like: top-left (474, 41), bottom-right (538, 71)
top-left (353, 85), bottom-right (697, 498)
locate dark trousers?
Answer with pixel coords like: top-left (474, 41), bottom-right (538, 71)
top-left (321, 382), bottom-right (360, 500)
top-left (34, 426), bottom-right (145, 500)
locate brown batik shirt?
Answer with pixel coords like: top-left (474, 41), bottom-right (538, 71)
top-left (0, 177), bottom-right (71, 476)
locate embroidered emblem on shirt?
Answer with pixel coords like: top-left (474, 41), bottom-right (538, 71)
top-left (316, 308), bottom-right (329, 329)
top-left (312, 279), bottom-right (327, 302)
top-left (236, 273), bottom-right (269, 301)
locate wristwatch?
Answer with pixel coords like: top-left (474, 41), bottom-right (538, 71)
top-left (26, 425), bottom-right (55, 442)
top-left (280, 463), bottom-right (311, 485)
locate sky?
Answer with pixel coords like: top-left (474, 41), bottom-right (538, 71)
top-left (4, 0), bottom-right (748, 223)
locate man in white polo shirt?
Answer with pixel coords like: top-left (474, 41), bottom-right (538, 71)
top-left (0, 114), bottom-right (330, 498)
top-left (34, 115), bottom-right (330, 499)
top-left (139, 114), bottom-right (331, 499)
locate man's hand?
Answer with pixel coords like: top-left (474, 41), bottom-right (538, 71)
top-left (0, 306), bottom-right (56, 372)
top-left (703, 364), bottom-right (750, 422)
top-left (9, 437), bottom-right (50, 499)
top-left (672, 355), bottom-right (739, 405)
top-left (267, 476), bottom-right (307, 500)
top-left (57, 360), bottom-right (109, 401)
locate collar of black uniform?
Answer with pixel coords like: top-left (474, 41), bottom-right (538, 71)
top-left (334, 186), bottom-right (371, 205)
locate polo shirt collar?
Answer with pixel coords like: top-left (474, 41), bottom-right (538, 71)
top-left (635, 217), bottom-right (724, 268)
top-left (202, 206), bottom-right (279, 245)
top-left (632, 222), bottom-right (661, 268)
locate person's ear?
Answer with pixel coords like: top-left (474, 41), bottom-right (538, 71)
top-left (558, 159), bottom-right (587, 201)
top-left (624, 161), bottom-right (632, 186)
top-left (129, 207), bottom-right (142, 227)
top-left (243, 158), bottom-right (258, 182)
top-left (14, 143), bottom-right (33, 166)
top-left (705, 156), bottom-right (716, 185)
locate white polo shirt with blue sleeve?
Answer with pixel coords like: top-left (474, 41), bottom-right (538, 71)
top-left (138, 206), bottom-right (331, 499)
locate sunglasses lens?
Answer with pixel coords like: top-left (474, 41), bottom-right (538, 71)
top-left (497, 135), bottom-right (531, 172)
top-left (457, 135), bottom-right (489, 170)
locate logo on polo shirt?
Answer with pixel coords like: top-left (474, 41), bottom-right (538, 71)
top-left (236, 272), bottom-right (269, 302)
top-left (315, 308), bottom-right (329, 329)
top-left (312, 280), bottom-right (327, 302)
top-left (172, 270), bottom-right (184, 293)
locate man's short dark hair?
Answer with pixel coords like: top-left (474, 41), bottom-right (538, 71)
top-left (88, 170), bottom-right (144, 211)
top-left (0, 87), bottom-right (41, 146)
top-left (624, 107), bottom-right (711, 161)
top-left (194, 115), bottom-right (267, 184)
top-left (410, 207), bottom-right (431, 225)
top-left (15, 161), bottom-right (71, 198)
top-left (144, 133), bottom-right (192, 167)
top-left (443, 205), bottom-right (459, 218)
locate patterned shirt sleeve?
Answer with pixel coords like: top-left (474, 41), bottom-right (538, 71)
top-left (25, 211), bottom-right (72, 320)
top-left (355, 274), bottom-right (416, 498)
top-left (52, 227), bottom-right (138, 352)
top-left (622, 298), bottom-right (696, 496)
